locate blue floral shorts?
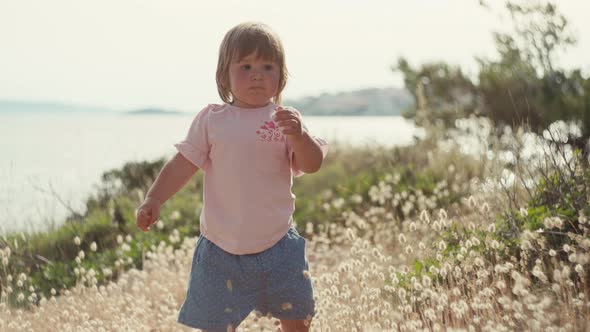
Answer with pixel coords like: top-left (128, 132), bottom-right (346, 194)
top-left (177, 227), bottom-right (315, 331)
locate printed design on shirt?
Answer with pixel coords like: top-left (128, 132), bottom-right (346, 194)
top-left (256, 120), bottom-right (285, 142)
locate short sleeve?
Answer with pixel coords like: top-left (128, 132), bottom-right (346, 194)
top-left (174, 105), bottom-right (213, 171)
top-left (287, 110), bottom-right (329, 177)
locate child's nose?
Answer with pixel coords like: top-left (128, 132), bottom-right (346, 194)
top-left (251, 69), bottom-right (264, 80)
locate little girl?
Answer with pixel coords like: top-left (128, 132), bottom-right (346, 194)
top-left (135, 22), bottom-right (329, 332)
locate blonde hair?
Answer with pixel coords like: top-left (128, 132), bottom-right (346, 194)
top-left (216, 22), bottom-right (289, 105)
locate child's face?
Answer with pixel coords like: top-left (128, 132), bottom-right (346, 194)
top-left (228, 52), bottom-right (280, 108)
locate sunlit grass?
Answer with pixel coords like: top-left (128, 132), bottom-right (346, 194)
top-left (1, 119), bottom-right (589, 331)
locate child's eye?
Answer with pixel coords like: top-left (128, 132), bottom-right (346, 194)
top-left (264, 64), bottom-right (274, 71)
top-left (241, 64), bottom-right (251, 70)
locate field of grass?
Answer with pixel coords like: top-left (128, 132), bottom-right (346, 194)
top-left (0, 118), bottom-right (589, 331)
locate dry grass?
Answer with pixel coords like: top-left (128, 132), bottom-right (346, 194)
top-left (2, 187), bottom-right (589, 331)
top-left (1, 119), bottom-right (589, 331)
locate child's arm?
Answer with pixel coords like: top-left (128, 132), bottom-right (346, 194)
top-left (288, 132), bottom-right (324, 173)
top-left (273, 106), bottom-right (326, 174)
top-left (136, 152), bottom-right (199, 231)
top-left (145, 152), bottom-right (199, 204)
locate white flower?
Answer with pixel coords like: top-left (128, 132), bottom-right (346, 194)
top-left (480, 203), bottom-right (490, 213)
top-left (369, 182), bottom-right (392, 205)
top-left (420, 210), bottom-right (430, 223)
top-left (350, 194), bottom-right (363, 204)
top-left (90, 242), bottom-right (97, 252)
top-left (102, 268), bottom-right (113, 277)
top-left (332, 198), bottom-right (345, 210)
top-left (397, 288), bottom-right (406, 299)
top-left (474, 257), bottom-right (485, 267)
top-left (491, 240), bottom-right (500, 249)
top-left (422, 276), bottom-right (432, 287)
top-left (553, 269), bottom-right (562, 282)
top-left (116, 235), bottom-right (123, 244)
top-left (554, 217), bottom-right (564, 229)
top-left (308, 223), bottom-right (316, 236)
top-left (569, 254), bottom-right (577, 263)
top-left (467, 196), bottom-right (476, 208)
top-left (543, 217), bottom-right (554, 229)
top-left (74, 236), bottom-right (81, 246)
top-left (398, 234), bottom-right (407, 244)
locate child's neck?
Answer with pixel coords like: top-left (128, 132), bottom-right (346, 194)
top-left (230, 100), bottom-right (272, 109)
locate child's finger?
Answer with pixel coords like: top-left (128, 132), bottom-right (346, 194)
top-left (138, 209), bottom-right (151, 227)
top-left (140, 210), bottom-right (149, 224)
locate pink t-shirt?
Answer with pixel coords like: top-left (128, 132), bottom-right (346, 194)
top-left (174, 103), bottom-right (329, 254)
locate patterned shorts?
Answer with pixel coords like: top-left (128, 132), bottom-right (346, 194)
top-left (177, 227), bottom-right (315, 331)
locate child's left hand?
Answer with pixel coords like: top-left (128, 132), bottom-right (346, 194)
top-left (272, 106), bottom-right (305, 141)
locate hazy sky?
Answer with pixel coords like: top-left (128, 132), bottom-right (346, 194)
top-left (1, 0), bottom-right (589, 112)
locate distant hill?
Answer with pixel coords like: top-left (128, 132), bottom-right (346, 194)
top-left (1, 87), bottom-right (413, 116)
top-left (285, 87), bottom-right (413, 116)
top-left (126, 108), bottom-right (184, 115)
top-left (0, 100), bottom-right (111, 113)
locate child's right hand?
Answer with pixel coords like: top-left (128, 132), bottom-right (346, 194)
top-left (135, 197), bottom-right (161, 231)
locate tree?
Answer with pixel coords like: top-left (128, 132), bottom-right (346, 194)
top-left (476, 1), bottom-right (588, 146)
top-left (504, 1), bottom-right (576, 75)
top-left (395, 0), bottom-right (589, 157)
top-left (394, 58), bottom-right (478, 128)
